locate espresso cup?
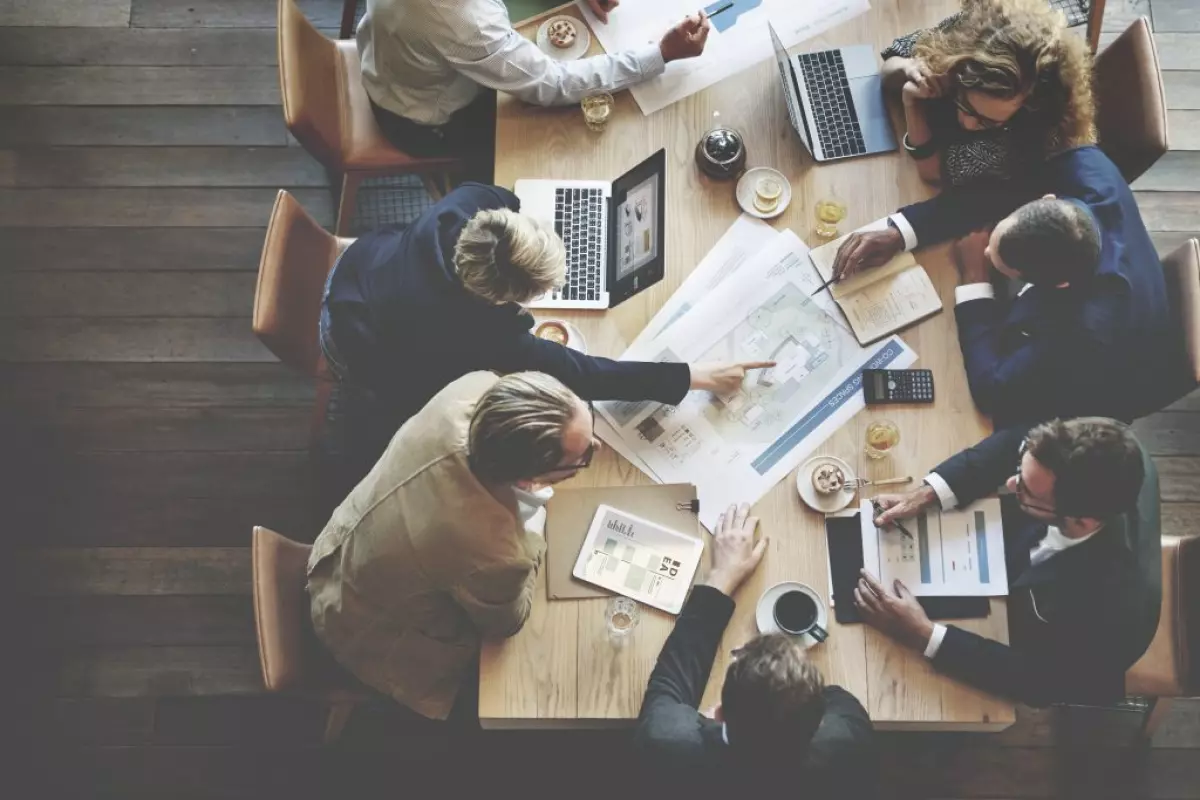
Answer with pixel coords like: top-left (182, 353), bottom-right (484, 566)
top-left (773, 588), bottom-right (828, 642)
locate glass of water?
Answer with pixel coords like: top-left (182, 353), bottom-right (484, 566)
top-left (814, 195), bottom-right (848, 240)
top-left (605, 596), bottom-right (640, 643)
top-left (865, 419), bottom-right (901, 460)
top-left (581, 91), bottom-right (614, 132)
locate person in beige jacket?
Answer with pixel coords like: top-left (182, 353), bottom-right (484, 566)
top-left (308, 370), bottom-right (598, 720)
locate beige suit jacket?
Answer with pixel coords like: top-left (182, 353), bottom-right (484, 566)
top-left (307, 372), bottom-right (545, 719)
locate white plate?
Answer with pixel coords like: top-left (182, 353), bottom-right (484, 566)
top-left (536, 16), bottom-right (591, 61)
top-left (796, 454), bottom-right (856, 514)
top-left (756, 581), bottom-right (829, 649)
top-left (533, 318), bottom-right (588, 355)
top-left (736, 167), bottom-right (791, 220)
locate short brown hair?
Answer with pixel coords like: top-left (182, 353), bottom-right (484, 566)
top-left (467, 372), bottom-right (581, 484)
top-left (997, 198), bottom-right (1101, 285)
top-left (721, 634), bottom-right (826, 751)
top-left (1024, 417), bottom-right (1144, 519)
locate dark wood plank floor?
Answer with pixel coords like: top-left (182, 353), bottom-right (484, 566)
top-left (4, 1), bottom-right (1198, 798)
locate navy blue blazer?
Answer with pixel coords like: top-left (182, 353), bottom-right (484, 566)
top-left (898, 146), bottom-right (1170, 427)
top-left (928, 427), bottom-right (1161, 707)
top-left (323, 183), bottom-right (689, 424)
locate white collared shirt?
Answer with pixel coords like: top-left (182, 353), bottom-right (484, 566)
top-left (920, 475), bottom-right (1098, 659)
top-left (512, 485), bottom-right (554, 536)
top-left (358, 0), bottom-right (666, 126)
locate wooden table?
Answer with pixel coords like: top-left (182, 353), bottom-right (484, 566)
top-left (481, 0), bottom-right (1015, 732)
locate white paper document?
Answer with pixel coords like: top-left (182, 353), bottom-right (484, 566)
top-left (579, 0), bottom-right (871, 114)
top-left (573, 504), bottom-right (704, 614)
top-left (859, 499), bottom-right (1008, 597)
top-left (598, 230), bottom-right (916, 531)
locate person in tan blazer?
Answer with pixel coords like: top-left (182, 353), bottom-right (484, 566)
top-left (308, 370), bottom-right (598, 720)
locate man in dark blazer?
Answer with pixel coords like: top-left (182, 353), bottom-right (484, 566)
top-left (634, 504), bottom-right (878, 797)
top-left (856, 417), bottom-right (1161, 707)
top-left (830, 145), bottom-right (1170, 427)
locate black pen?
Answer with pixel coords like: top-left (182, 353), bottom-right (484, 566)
top-left (707, 2), bottom-right (735, 20)
top-left (811, 275), bottom-right (837, 296)
top-left (872, 500), bottom-right (914, 541)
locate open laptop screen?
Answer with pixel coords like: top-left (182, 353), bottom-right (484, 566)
top-left (608, 148), bottom-right (666, 307)
top-left (769, 22), bottom-right (810, 153)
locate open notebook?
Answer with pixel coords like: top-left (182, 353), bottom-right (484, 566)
top-left (808, 221), bottom-right (943, 345)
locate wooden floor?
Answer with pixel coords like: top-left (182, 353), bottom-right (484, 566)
top-left (2, 1), bottom-right (1198, 798)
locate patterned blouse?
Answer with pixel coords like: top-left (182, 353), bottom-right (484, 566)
top-left (882, 14), bottom-right (1060, 188)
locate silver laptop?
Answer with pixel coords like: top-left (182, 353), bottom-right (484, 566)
top-left (770, 22), bottom-right (897, 162)
top-left (515, 149), bottom-right (666, 310)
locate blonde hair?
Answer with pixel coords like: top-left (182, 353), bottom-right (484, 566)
top-left (468, 372), bottom-right (581, 483)
top-left (915, 0), bottom-right (1096, 149)
top-left (454, 209), bottom-right (566, 304)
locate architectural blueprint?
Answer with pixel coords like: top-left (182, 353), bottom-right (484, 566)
top-left (597, 231), bottom-right (916, 530)
top-left (577, 0), bottom-right (871, 114)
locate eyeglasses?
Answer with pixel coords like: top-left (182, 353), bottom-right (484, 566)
top-left (542, 401), bottom-right (597, 475)
top-left (953, 90), bottom-right (1015, 131)
top-left (1012, 440), bottom-right (1057, 516)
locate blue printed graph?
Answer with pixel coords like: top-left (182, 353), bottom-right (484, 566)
top-left (703, 0), bottom-right (763, 33)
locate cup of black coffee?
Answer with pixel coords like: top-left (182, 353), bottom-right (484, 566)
top-left (773, 588), bottom-right (828, 642)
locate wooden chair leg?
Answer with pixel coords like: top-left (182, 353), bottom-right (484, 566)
top-left (420, 173), bottom-right (447, 203)
top-left (1086, 0), bottom-right (1107, 53)
top-left (323, 700), bottom-right (356, 742)
top-left (339, 0), bottom-right (358, 39)
top-left (335, 173), bottom-right (360, 237)
top-left (1137, 696), bottom-right (1174, 742)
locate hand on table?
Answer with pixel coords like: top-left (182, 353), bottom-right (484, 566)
top-left (871, 484), bottom-right (939, 527)
top-left (830, 228), bottom-right (905, 283)
top-left (853, 569), bottom-right (934, 651)
top-left (952, 229), bottom-right (994, 286)
top-left (660, 12), bottom-right (710, 63)
top-left (585, 0), bottom-right (619, 24)
top-left (689, 361), bottom-right (776, 394)
top-left (702, 503), bottom-right (768, 597)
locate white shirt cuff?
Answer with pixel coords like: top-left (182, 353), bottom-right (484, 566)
top-left (923, 472), bottom-right (958, 510)
top-left (924, 623), bottom-right (948, 659)
top-left (954, 283), bottom-right (996, 306)
top-left (888, 213), bottom-right (918, 251)
top-left (634, 43), bottom-right (666, 79)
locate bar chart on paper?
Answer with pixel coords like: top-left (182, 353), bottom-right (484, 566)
top-left (860, 498), bottom-right (1009, 597)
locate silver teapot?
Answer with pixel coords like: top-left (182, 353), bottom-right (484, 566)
top-left (695, 127), bottom-right (747, 179)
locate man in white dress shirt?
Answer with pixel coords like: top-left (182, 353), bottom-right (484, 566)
top-left (357, 0), bottom-right (711, 180)
top-left (851, 417), bottom-right (1161, 707)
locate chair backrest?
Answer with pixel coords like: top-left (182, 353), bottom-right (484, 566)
top-left (1163, 239), bottom-right (1200, 387)
top-left (253, 190), bottom-right (343, 376)
top-left (278, 0), bottom-right (344, 169)
top-left (1094, 17), bottom-right (1169, 183)
top-left (251, 526), bottom-right (314, 693)
top-left (1127, 535), bottom-right (1200, 697)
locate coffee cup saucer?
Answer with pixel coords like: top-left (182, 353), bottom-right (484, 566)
top-left (755, 581), bottom-right (829, 649)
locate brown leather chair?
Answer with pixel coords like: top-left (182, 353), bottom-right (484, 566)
top-left (278, 0), bottom-right (460, 235)
top-left (252, 526), bottom-right (369, 742)
top-left (1094, 17), bottom-right (1169, 183)
top-left (253, 190), bottom-right (352, 443)
top-left (1163, 238), bottom-right (1200, 389)
top-left (1126, 535), bottom-right (1200, 739)
top-left (339, 0), bottom-right (358, 39)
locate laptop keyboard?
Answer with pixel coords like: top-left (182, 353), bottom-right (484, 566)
top-left (552, 187), bottom-right (604, 303)
top-left (798, 50), bottom-right (867, 159)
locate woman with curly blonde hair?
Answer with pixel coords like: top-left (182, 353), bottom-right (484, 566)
top-left (880, 0), bottom-right (1096, 187)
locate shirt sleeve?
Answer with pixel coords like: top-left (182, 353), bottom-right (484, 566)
top-left (923, 623), bottom-right (948, 658)
top-left (432, 4), bottom-right (666, 107)
top-left (954, 283), bottom-right (995, 305)
top-left (922, 473), bottom-right (958, 510)
top-left (888, 214), bottom-right (919, 251)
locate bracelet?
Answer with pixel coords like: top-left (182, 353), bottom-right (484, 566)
top-left (902, 132), bottom-right (939, 160)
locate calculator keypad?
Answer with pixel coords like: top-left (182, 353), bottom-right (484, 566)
top-left (886, 370), bottom-right (934, 402)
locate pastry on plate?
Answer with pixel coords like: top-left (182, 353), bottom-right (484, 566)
top-left (811, 463), bottom-right (846, 495)
top-left (548, 19), bottom-right (577, 49)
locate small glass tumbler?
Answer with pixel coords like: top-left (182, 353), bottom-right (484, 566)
top-left (814, 196), bottom-right (848, 240)
top-left (865, 419), bottom-right (901, 460)
top-left (605, 596), bottom-right (641, 644)
top-left (581, 92), bottom-right (614, 132)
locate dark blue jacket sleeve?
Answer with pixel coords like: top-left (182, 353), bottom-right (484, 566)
top-left (634, 586), bottom-right (734, 763)
top-left (898, 184), bottom-right (1031, 247)
top-left (932, 426), bottom-right (1026, 506)
top-left (495, 333), bottom-right (691, 404)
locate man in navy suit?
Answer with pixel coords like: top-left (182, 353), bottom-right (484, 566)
top-left (854, 417), bottom-right (1160, 707)
top-left (831, 146), bottom-right (1170, 428)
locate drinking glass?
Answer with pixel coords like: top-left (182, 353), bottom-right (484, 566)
top-left (864, 419), bottom-right (901, 460)
top-left (581, 92), bottom-right (614, 132)
top-left (605, 596), bottom-right (641, 643)
top-left (814, 196), bottom-right (848, 240)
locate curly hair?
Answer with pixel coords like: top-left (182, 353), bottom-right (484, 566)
top-left (914, 0), bottom-right (1096, 149)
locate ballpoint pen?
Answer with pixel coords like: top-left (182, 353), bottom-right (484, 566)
top-left (811, 275), bottom-right (838, 296)
top-left (872, 499), bottom-right (914, 541)
top-left (706, 2), bottom-right (735, 20)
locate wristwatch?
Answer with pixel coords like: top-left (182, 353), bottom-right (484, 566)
top-left (902, 132), bottom-right (938, 161)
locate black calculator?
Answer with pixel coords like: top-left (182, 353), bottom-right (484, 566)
top-left (863, 369), bottom-right (935, 404)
